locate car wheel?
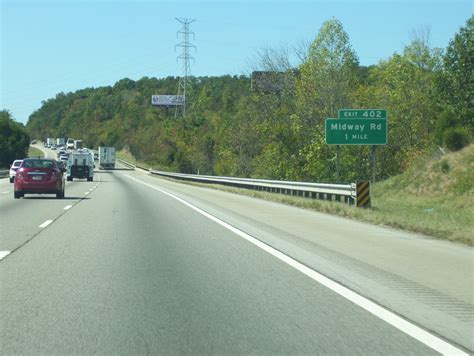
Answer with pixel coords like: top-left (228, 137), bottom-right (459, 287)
top-left (14, 191), bottom-right (23, 199)
top-left (67, 176), bottom-right (72, 181)
top-left (10, 177), bottom-right (14, 183)
top-left (56, 190), bottom-right (64, 199)
top-left (87, 177), bottom-right (93, 182)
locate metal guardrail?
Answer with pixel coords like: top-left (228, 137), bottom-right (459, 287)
top-left (116, 159), bottom-right (136, 169)
top-left (116, 158), bottom-right (358, 205)
top-left (116, 159), bottom-right (150, 172)
top-left (0, 169), bottom-right (9, 178)
top-left (150, 170), bottom-right (357, 205)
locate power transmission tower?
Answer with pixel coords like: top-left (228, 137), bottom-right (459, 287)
top-left (175, 17), bottom-right (196, 118)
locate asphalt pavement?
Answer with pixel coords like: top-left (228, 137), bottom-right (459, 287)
top-left (0, 149), bottom-right (472, 354)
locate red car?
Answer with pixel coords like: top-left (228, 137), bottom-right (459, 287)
top-left (14, 158), bottom-right (66, 199)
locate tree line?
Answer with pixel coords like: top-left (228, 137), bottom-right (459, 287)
top-left (25, 16), bottom-right (472, 182)
top-left (0, 110), bottom-right (30, 168)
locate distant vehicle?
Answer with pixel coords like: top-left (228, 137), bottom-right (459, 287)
top-left (66, 138), bottom-right (74, 150)
top-left (56, 138), bottom-right (65, 146)
top-left (56, 160), bottom-right (66, 172)
top-left (30, 140), bottom-right (37, 145)
top-left (46, 138), bottom-right (55, 147)
top-left (50, 144), bottom-right (57, 150)
top-left (74, 140), bottom-right (84, 150)
top-left (9, 159), bottom-right (23, 183)
top-left (57, 149), bottom-right (66, 158)
top-left (98, 146), bottom-right (116, 169)
top-left (67, 151), bottom-right (94, 181)
top-left (13, 158), bottom-right (65, 199)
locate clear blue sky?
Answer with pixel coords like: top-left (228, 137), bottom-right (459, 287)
top-left (1, 0), bottom-right (472, 124)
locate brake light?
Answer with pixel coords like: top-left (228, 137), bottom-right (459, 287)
top-left (16, 172), bottom-right (24, 180)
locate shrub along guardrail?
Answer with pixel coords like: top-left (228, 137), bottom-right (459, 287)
top-left (116, 158), bottom-right (370, 207)
top-left (0, 170), bottom-right (9, 178)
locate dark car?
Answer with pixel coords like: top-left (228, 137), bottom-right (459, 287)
top-left (14, 158), bottom-right (66, 199)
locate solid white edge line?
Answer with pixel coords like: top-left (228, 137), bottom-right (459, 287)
top-left (64, 205), bottom-right (73, 210)
top-left (39, 220), bottom-right (53, 228)
top-left (123, 174), bottom-right (467, 356)
top-left (1, 191), bottom-right (9, 194)
top-left (0, 251), bottom-right (11, 260)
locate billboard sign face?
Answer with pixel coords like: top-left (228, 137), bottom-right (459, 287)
top-left (151, 95), bottom-right (184, 106)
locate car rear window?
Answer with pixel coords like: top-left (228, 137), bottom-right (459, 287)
top-left (23, 160), bottom-right (54, 169)
top-left (13, 161), bottom-right (22, 167)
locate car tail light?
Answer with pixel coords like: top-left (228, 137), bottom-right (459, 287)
top-left (51, 171), bottom-right (57, 180)
top-left (16, 172), bottom-right (24, 180)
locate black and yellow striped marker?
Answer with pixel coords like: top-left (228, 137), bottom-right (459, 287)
top-left (356, 181), bottom-right (371, 208)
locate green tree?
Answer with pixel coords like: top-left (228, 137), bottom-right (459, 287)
top-left (0, 110), bottom-right (30, 168)
top-left (436, 15), bottom-right (473, 137)
top-left (295, 18), bottom-right (359, 181)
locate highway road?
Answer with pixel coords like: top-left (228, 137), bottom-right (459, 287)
top-left (0, 146), bottom-right (472, 354)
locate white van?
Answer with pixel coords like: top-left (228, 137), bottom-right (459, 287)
top-left (66, 151), bottom-right (94, 181)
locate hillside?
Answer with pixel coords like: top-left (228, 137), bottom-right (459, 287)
top-left (371, 144), bottom-right (474, 244)
top-left (25, 17), bottom-right (472, 185)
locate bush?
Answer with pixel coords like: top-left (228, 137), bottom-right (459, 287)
top-left (444, 128), bottom-right (470, 152)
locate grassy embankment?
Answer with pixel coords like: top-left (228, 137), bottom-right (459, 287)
top-left (118, 145), bottom-right (473, 245)
top-left (116, 151), bottom-right (152, 169)
top-left (28, 146), bottom-right (45, 158)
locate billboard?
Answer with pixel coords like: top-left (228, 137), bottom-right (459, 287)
top-left (151, 95), bottom-right (185, 106)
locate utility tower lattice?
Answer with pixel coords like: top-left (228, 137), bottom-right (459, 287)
top-left (175, 17), bottom-right (196, 118)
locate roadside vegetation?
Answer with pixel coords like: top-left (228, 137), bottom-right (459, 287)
top-left (27, 146), bottom-right (44, 158)
top-left (116, 150), bottom-right (151, 169)
top-left (146, 145), bottom-right (472, 246)
top-left (0, 110), bottom-right (30, 168)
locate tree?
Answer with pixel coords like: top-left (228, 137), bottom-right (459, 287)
top-left (294, 18), bottom-right (359, 181)
top-left (437, 15), bottom-right (473, 136)
top-left (0, 110), bottom-right (30, 168)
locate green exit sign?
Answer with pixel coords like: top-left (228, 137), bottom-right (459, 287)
top-left (325, 118), bottom-right (388, 145)
top-left (338, 109), bottom-right (387, 119)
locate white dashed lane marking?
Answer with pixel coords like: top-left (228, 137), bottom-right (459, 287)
top-left (0, 251), bottom-right (11, 260)
top-left (38, 220), bottom-right (53, 228)
top-left (64, 205), bottom-right (72, 210)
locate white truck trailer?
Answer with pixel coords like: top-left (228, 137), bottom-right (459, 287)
top-left (74, 140), bottom-right (84, 150)
top-left (98, 146), bottom-right (116, 169)
top-left (66, 151), bottom-right (94, 181)
top-left (66, 138), bottom-right (75, 149)
top-left (56, 138), bottom-right (65, 147)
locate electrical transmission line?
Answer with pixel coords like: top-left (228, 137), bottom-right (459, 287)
top-left (175, 17), bottom-right (196, 118)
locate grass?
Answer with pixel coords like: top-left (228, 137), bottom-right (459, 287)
top-left (116, 150), bottom-right (152, 169)
top-left (122, 145), bottom-right (474, 246)
top-left (28, 146), bottom-right (45, 158)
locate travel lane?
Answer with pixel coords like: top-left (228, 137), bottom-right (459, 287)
top-left (0, 178), bottom-right (10, 194)
top-left (118, 168), bottom-right (474, 352)
top-left (0, 176), bottom-right (99, 255)
top-left (1, 171), bottom-right (438, 355)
